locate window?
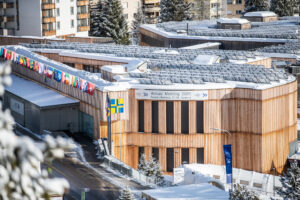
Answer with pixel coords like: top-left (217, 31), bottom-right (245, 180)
top-left (181, 148), bottom-right (189, 164)
top-left (152, 101), bottom-right (158, 133)
top-left (196, 101), bottom-right (204, 133)
top-left (56, 8), bottom-right (60, 17)
top-left (56, 21), bottom-right (60, 30)
top-left (70, 6), bottom-right (74, 15)
top-left (236, 0), bottom-right (242, 4)
top-left (236, 10), bottom-right (242, 14)
top-left (181, 101), bottom-right (189, 134)
top-left (166, 101), bottom-right (174, 134)
top-left (138, 147), bottom-right (144, 164)
top-left (124, 14), bottom-right (128, 19)
top-left (138, 101), bottom-right (144, 132)
top-left (71, 19), bottom-right (74, 28)
top-left (197, 148), bottom-right (204, 164)
top-left (227, 10), bottom-right (233, 15)
top-left (227, 0), bottom-right (232, 4)
top-left (56, 0), bottom-right (59, 3)
top-left (152, 147), bottom-right (159, 161)
top-left (166, 148), bottom-right (174, 172)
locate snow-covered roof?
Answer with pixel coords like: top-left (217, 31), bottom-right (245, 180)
top-left (101, 65), bottom-right (127, 74)
top-left (217, 18), bottom-right (250, 24)
top-left (244, 11), bottom-right (277, 17)
top-left (15, 43), bottom-right (296, 91)
top-left (180, 42), bottom-right (221, 49)
top-left (6, 75), bottom-right (79, 108)
top-left (142, 183), bottom-right (229, 200)
top-left (145, 17), bottom-right (299, 41)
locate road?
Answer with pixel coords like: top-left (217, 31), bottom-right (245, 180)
top-left (47, 158), bottom-right (121, 200)
top-left (16, 126), bottom-right (149, 199)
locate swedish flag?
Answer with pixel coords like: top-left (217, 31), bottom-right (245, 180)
top-left (110, 98), bottom-right (124, 114)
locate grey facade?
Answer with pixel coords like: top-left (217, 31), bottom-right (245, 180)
top-left (4, 91), bottom-right (79, 134)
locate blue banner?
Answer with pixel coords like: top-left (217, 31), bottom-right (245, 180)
top-left (223, 144), bottom-right (232, 184)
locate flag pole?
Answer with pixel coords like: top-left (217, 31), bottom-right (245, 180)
top-left (107, 93), bottom-right (112, 155)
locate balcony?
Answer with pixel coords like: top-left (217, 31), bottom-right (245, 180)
top-left (77, 13), bottom-right (89, 19)
top-left (43, 30), bottom-right (56, 36)
top-left (0, 2), bottom-right (14, 9)
top-left (77, 25), bottom-right (89, 32)
top-left (144, 6), bottom-right (160, 13)
top-left (0, 15), bottom-right (13, 22)
top-left (77, 0), bottom-right (89, 6)
top-left (42, 0), bottom-right (55, 10)
top-left (42, 17), bottom-right (55, 23)
top-left (144, 0), bottom-right (160, 4)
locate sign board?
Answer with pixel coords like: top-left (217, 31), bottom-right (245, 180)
top-left (223, 144), bottom-right (232, 184)
top-left (10, 98), bottom-right (24, 115)
top-left (135, 90), bottom-right (208, 100)
top-left (173, 167), bottom-right (185, 184)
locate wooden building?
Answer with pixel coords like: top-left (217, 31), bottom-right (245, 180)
top-left (4, 45), bottom-right (298, 175)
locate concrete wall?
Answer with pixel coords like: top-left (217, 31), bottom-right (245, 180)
top-left (16, 0), bottom-right (42, 36)
top-left (121, 0), bottom-right (141, 30)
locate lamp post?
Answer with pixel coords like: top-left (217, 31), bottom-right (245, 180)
top-left (211, 128), bottom-right (233, 191)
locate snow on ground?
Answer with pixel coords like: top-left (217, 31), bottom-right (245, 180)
top-left (183, 164), bottom-right (281, 199)
top-left (142, 183), bottom-right (229, 200)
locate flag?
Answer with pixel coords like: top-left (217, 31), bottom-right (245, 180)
top-left (87, 82), bottom-right (95, 95)
top-left (61, 72), bottom-right (65, 83)
top-left (64, 73), bottom-right (70, 85)
top-left (76, 77), bottom-right (81, 89)
top-left (54, 69), bottom-right (62, 82)
top-left (106, 93), bottom-right (111, 118)
top-left (34, 61), bottom-right (39, 72)
top-left (26, 58), bottom-right (30, 68)
top-left (82, 81), bottom-right (89, 92)
top-left (3, 48), bottom-right (6, 58)
top-left (30, 60), bottom-right (34, 70)
top-left (223, 144), bottom-right (232, 184)
top-left (0, 48), bottom-right (3, 56)
top-left (46, 66), bottom-right (54, 78)
top-left (19, 56), bottom-right (24, 66)
top-left (15, 53), bottom-right (19, 63)
top-left (39, 63), bottom-right (44, 74)
top-left (80, 79), bottom-right (85, 90)
top-left (110, 98), bottom-right (124, 113)
top-left (72, 76), bottom-right (78, 88)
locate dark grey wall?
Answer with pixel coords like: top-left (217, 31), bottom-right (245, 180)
top-left (40, 105), bottom-right (79, 133)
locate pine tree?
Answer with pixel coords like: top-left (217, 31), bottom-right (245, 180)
top-left (244, 0), bottom-right (269, 12)
top-left (138, 153), bottom-right (147, 173)
top-left (138, 154), bottom-right (164, 185)
top-left (276, 160), bottom-right (300, 200)
top-left (118, 187), bottom-right (134, 200)
top-left (229, 184), bottom-right (259, 200)
top-left (90, 1), bottom-right (104, 37)
top-left (270, 0), bottom-right (294, 17)
top-left (0, 61), bottom-right (72, 200)
top-left (98, 0), bottom-right (131, 45)
top-left (131, 4), bottom-right (145, 45)
top-left (160, 0), bottom-right (192, 22)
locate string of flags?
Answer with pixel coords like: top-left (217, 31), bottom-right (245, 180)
top-left (1, 48), bottom-right (95, 95)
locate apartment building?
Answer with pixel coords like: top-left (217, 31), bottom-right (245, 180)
top-left (189, 0), bottom-right (227, 20)
top-left (0, 0), bottom-right (90, 38)
top-left (143, 0), bottom-right (160, 23)
top-left (227, 0), bottom-right (244, 18)
top-left (121, 0), bottom-right (141, 28)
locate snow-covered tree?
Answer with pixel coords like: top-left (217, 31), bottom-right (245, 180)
top-left (98, 0), bottom-right (131, 45)
top-left (131, 4), bottom-right (145, 45)
top-left (270, 0), bottom-right (294, 16)
top-left (138, 154), bottom-right (164, 185)
top-left (229, 184), bottom-right (259, 200)
top-left (118, 187), bottom-right (134, 200)
top-left (276, 160), bottom-right (300, 200)
top-left (244, 0), bottom-right (269, 12)
top-left (0, 61), bottom-right (73, 200)
top-left (90, 1), bottom-right (104, 37)
top-left (138, 153), bottom-right (147, 173)
top-left (160, 0), bottom-right (192, 22)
